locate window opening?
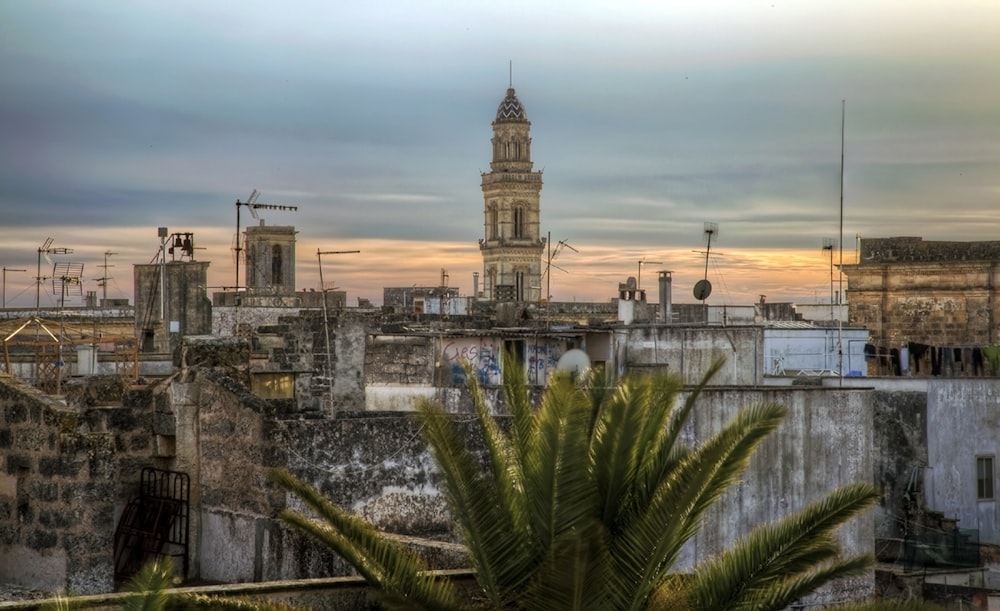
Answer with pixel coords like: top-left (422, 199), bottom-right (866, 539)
top-left (977, 455), bottom-right (994, 501)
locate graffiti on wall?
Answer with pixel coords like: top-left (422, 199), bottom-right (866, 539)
top-left (527, 342), bottom-right (562, 385)
top-left (440, 338), bottom-right (568, 386)
top-left (441, 338), bottom-right (501, 386)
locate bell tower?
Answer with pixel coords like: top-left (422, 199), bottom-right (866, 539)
top-left (479, 86), bottom-right (544, 302)
top-left (245, 220), bottom-right (296, 295)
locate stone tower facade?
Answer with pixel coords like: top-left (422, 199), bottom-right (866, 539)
top-left (245, 220), bottom-right (296, 295)
top-left (479, 87), bottom-right (544, 302)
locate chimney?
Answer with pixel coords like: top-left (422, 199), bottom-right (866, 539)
top-left (658, 271), bottom-right (672, 324)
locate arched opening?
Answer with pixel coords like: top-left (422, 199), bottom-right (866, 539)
top-left (271, 245), bottom-right (283, 287)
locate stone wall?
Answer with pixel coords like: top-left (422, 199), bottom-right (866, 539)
top-left (843, 237), bottom-right (1000, 348)
top-left (0, 376), bottom-right (162, 594)
top-left (133, 261), bottom-right (212, 354)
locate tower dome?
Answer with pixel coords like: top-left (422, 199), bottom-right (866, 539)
top-left (495, 87), bottom-right (527, 122)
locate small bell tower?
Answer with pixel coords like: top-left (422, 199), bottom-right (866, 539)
top-left (245, 221), bottom-right (296, 295)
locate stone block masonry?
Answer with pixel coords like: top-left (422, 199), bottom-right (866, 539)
top-left (0, 376), bottom-right (160, 595)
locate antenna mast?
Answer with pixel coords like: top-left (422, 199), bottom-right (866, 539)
top-left (839, 100), bottom-right (845, 305)
top-left (98, 250), bottom-right (117, 308)
top-left (838, 100), bottom-right (846, 382)
top-left (233, 189), bottom-right (298, 291)
top-left (543, 231), bottom-right (577, 304)
top-left (35, 238), bottom-right (72, 314)
top-left (692, 222), bottom-right (718, 303)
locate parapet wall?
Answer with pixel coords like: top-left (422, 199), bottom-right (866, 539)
top-left (860, 237), bottom-right (1000, 263)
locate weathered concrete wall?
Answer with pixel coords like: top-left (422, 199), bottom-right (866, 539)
top-left (0, 376), bottom-right (160, 594)
top-left (680, 386), bottom-right (875, 603)
top-left (190, 366), bottom-right (875, 601)
top-left (872, 391), bottom-right (928, 542)
top-left (925, 379), bottom-right (1000, 544)
top-left (615, 325), bottom-right (764, 385)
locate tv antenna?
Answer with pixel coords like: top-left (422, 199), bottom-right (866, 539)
top-left (52, 262), bottom-right (84, 308)
top-left (233, 189), bottom-right (298, 290)
top-left (692, 222), bottom-right (718, 302)
top-left (542, 231), bottom-right (578, 304)
top-left (36, 238), bottom-right (73, 314)
top-left (96, 251), bottom-right (117, 307)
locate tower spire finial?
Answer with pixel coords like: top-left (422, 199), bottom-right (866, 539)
top-left (509, 60), bottom-right (512, 88)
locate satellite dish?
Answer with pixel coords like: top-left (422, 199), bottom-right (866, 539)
top-left (693, 279), bottom-right (712, 301)
top-left (556, 349), bottom-right (591, 375)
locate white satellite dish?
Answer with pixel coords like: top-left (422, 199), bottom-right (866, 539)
top-left (556, 349), bottom-right (591, 375)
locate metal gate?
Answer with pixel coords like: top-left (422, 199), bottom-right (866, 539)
top-left (113, 468), bottom-right (190, 583)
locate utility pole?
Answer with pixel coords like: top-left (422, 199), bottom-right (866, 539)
top-left (158, 228), bottom-right (168, 321)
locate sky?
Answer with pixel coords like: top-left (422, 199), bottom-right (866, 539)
top-left (2, 1), bottom-right (999, 309)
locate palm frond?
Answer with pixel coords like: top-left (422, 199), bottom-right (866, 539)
top-left (123, 557), bottom-right (174, 611)
top-left (463, 362), bottom-right (534, 578)
top-left (500, 346), bottom-right (535, 464)
top-left (686, 482), bottom-right (880, 610)
top-left (613, 402), bottom-right (787, 604)
top-left (268, 468), bottom-right (461, 611)
top-left (630, 359), bottom-right (722, 517)
top-left (589, 374), bottom-right (655, 527)
top-left (735, 553), bottom-right (873, 611)
top-left (520, 518), bottom-right (616, 611)
top-left (416, 401), bottom-right (530, 606)
top-left (522, 375), bottom-right (599, 551)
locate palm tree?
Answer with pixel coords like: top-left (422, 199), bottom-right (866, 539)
top-left (271, 358), bottom-right (935, 610)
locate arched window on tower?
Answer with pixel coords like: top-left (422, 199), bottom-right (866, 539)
top-left (515, 271), bottom-right (525, 302)
top-left (513, 206), bottom-right (525, 238)
top-left (271, 245), bottom-right (283, 287)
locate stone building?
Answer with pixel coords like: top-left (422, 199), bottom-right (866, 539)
top-left (133, 244), bottom-right (212, 355)
top-left (842, 236), bottom-right (1000, 376)
top-left (479, 86), bottom-right (544, 302)
top-left (244, 221), bottom-right (296, 295)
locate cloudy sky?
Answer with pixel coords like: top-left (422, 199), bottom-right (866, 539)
top-left (2, 1), bottom-right (998, 309)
